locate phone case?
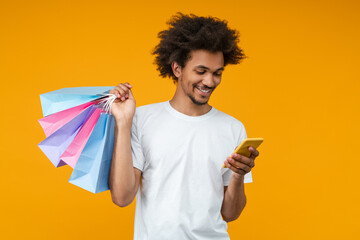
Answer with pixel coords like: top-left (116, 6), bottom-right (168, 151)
top-left (223, 138), bottom-right (263, 168)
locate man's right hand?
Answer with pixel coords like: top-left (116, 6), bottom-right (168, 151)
top-left (108, 82), bottom-right (141, 207)
top-left (109, 83), bottom-right (136, 124)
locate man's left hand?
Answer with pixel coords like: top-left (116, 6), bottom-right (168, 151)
top-left (224, 147), bottom-right (259, 177)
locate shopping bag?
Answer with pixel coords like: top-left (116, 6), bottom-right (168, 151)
top-left (40, 86), bottom-right (113, 117)
top-left (38, 101), bottom-right (95, 137)
top-left (38, 86), bottom-right (118, 193)
top-left (38, 105), bottom-right (96, 167)
top-left (60, 108), bottom-right (102, 168)
top-left (68, 113), bottom-right (115, 193)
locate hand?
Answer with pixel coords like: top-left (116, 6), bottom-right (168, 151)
top-left (109, 83), bottom-right (136, 124)
top-left (223, 147), bottom-right (260, 177)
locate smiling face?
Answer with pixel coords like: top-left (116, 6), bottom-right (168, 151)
top-left (174, 49), bottom-right (225, 106)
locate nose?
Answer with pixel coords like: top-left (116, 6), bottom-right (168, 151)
top-left (202, 73), bottom-right (217, 88)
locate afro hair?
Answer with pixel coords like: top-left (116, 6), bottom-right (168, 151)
top-left (152, 12), bottom-right (246, 83)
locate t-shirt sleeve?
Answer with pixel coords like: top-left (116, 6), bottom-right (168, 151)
top-left (222, 122), bottom-right (253, 185)
top-left (131, 114), bottom-right (145, 172)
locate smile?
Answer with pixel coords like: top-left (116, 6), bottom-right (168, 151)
top-left (195, 87), bottom-right (212, 96)
top-left (199, 88), bottom-right (210, 93)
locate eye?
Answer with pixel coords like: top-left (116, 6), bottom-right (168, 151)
top-left (196, 71), bottom-right (206, 75)
top-left (214, 72), bottom-right (222, 76)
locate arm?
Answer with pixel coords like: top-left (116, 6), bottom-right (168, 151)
top-left (221, 147), bottom-right (259, 222)
top-left (221, 175), bottom-right (246, 222)
top-left (108, 83), bottom-right (141, 207)
top-left (109, 121), bottom-right (142, 207)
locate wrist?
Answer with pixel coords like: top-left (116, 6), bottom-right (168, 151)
top-left (232, 173), bottom-right (245, 183)
top-left (115, 119), bottom-right (133, 129)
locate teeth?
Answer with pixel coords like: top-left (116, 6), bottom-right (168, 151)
top-left (198, 88), bottom-right (210, 93)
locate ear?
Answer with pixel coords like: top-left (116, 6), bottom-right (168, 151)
top-left (171, 62), bottom-right (182, 79)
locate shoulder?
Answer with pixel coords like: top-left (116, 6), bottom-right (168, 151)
top-left (212, 108), bottom-right (246, 130)
top-left (211, 107), bottom-right (247, 144)
top-left (135, 101), bottom-right (166, 116)
top-left (132, 101), bottom-right (167, 126)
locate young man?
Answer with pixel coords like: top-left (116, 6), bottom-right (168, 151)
top-left (108, 13), bottom-right (259, 240)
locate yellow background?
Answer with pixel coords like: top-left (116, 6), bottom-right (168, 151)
top-left (1, 0), bottom-right (359, 239)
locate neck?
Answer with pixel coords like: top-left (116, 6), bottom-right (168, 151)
top-left (169, 91), bottom-right (212, 116)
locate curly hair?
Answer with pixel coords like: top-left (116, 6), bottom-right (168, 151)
top-left (152, 12), bottom-right (246, 83)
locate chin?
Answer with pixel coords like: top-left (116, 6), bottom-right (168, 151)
top-left (189, 95), bottom-right (209, 105)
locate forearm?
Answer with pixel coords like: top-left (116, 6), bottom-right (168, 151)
top-left (109, 120), bottom-right (136, 206)
top-left (221, 174), bottom-right (247, 222)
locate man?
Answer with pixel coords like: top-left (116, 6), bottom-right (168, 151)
top-left (108, 13), bottom-right (259, 240)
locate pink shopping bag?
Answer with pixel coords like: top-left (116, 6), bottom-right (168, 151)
top-left (60, 108), bottom-right (102, 168)
top-left (38, 101), bottom-right (95, 137)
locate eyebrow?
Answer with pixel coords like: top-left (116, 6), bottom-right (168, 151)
top-left (195, 65), bottom-right (224, 71)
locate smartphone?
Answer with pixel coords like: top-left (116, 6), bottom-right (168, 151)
top-left (223, 138), bottom-right (263, 168)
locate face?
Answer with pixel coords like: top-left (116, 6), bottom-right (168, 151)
top-left (174, 49), bottom-right (224, 106)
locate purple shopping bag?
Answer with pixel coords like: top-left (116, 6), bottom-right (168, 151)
top-left (38, 105), bottom-right (96, 167)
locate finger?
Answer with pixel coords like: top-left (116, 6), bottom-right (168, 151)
top-left (117, 83), bottom-right (132, 91)
top-left (109, 89), bottom-right (121, 102)
top-left (115, 84), bottom-right (130, 94)
top-left (115, 86), bottom-right (129, 99)
top-left (124, 82), bottom-right (133, 88)
top-left (110, 89), bottom-right (121, 98)
top-left (231, 153), bottom-right (253, 166)
top-left (113, 87), bottom-right (124, 99)
top-left (230, 154), bottom-right (254, 168)
top-left (248, 147), bottom-right (259, 158)
top-left (112, 98), bottom-right (121, 104)
top-left (224, 159), bottom-right (247, 175)
top-left (227, 157), bottom-right (252, 172)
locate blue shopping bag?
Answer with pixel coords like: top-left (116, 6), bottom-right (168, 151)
top-left (40, 86), bottom-right (114, 117)
top-left (68, 112), bottom-right (115, 193)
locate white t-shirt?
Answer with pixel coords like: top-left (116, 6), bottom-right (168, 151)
top-left (131, 101), bottom-right (252, 240)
